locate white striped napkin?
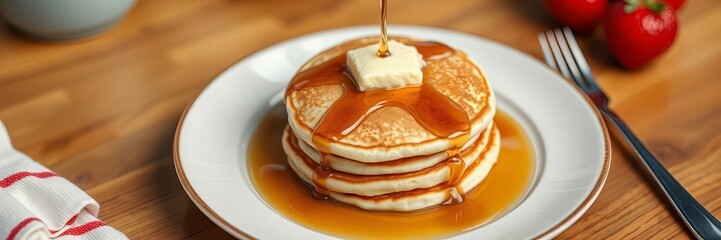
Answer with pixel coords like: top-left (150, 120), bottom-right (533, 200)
top-left (0, 121), bottom-right (128, 240)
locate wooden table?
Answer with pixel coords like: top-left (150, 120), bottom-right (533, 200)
top-left (1, 0), bottom-right (720, 239)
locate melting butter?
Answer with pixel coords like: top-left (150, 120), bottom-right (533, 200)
top-left (346, 40), bottom-right (424, 91)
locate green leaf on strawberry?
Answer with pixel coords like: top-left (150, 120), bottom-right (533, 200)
top-left (624, 0), bottom-right (667, 14)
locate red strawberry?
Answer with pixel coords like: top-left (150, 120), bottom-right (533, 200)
top-left (604, 0), bottom-right (677, 69)
top-left (544, 0), bottom-right (608, 34)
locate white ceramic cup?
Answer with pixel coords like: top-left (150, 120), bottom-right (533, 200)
top-left (0, 0), bottom-right (136, 40)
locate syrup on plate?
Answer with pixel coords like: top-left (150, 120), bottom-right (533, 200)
top-left (248, 105), bottom-right (535, 239)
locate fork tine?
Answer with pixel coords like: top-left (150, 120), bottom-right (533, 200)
top-left (553, 29), bottom-right (587, 90)
top-left (561, 27), bottom-right (601, 91)
top-left (538, 32), bottom-right (557, 70)
top-left (544, 30), bottom-right (573, 80)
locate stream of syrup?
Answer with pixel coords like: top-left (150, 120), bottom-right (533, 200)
top-left (248, 106), bottom-right (535, 239)
top-left (377, 0), bottom-right (390, 57)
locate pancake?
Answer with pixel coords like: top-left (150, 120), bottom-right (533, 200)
top-left (296, 128), bottom-right (483, 175)
top-left (285, 36), bottom-right (496, 162)
top-left (283, 123), bottom-right (493, 196)
top-left (282, 36), bottom-right (500, 211)
top-left (284, 124), bottom-right (501, 212)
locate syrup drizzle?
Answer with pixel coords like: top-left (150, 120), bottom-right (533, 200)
top-left (288, 129), bottom-right (470, 185)
top-left (287, 42), bottom-right (463, 152)
top-left (377, 0), bottom-right (390, 58)
top-left (286, 41), bottom-right (472, 202)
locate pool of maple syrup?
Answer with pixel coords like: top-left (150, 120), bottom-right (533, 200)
top-left (248, 105), bottom-right (535, 239)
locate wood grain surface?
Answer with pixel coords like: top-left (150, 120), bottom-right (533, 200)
top-left (1, 0), bottom-right (720, 239)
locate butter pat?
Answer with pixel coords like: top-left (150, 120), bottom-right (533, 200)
top-left (346, 40), bottom-right (424, 91)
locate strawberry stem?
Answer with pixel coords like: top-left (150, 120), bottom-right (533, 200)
top-left (623, 0), bottom-right (667, 14)
top-left (645, 0), bottom-right (667, 13)
top-left (624, 0), bottom-right (641, 13)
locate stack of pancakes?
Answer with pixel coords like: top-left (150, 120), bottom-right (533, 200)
top-left (282, 37), bottom-right (498, 212)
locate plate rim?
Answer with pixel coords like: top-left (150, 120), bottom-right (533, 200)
top-left (529, 79), bottom-right (611, 239)
top-left (173, 103), bottom-right (256, 239)
top-left (172, 25), bottom-right (611, 239)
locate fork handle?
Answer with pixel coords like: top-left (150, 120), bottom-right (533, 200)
top-left (601, 109), bottom-right (721, 239)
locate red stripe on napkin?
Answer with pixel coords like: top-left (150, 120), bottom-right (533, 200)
top-left (49, 214), bottom-right (80, 234)
top-left (65, 214), bottom-right (79, 226)
top-left (57, 221), bottom-right (106, 237)
top-left (0, 171), bottom-right (58, 188)
top-left (7, 217), bottom-right (40, 240)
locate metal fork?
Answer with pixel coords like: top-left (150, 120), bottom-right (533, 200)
top-left (539, 27), bottom-right (721, 239)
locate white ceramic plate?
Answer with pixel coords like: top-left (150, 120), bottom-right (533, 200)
top-left (174, 26), bottom-right (610, 239)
